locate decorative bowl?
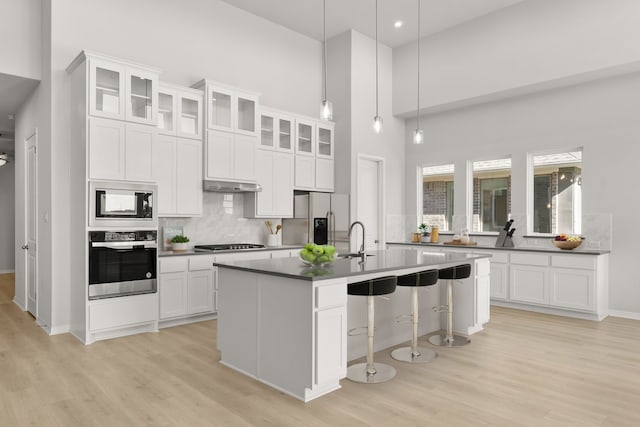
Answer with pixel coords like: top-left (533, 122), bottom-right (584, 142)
top-left (299, 252), bottom-right (338, 267)
top-left (551, 239), bottom-right (582, 250)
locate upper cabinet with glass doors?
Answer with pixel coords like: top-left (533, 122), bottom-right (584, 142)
top-left (79, 52), bottom-right (159, 125)
top-left (158, 82), bottom-right (203, 140)
top-left (260, 107), bottom-right (294, 153)
top-left (192, 79), bottom-right (259, 136)
top-left (316, 122), bottom-right (334, 159)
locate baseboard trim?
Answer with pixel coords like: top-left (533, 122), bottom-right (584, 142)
top-left (0, 269), bottom-right (15, 274)
top-left (13, 298), bottom-right (26, 311)
top-left (608, 310), bottom-right (640, 321)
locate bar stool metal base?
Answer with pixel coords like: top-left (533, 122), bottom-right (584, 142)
top-left (347, 362), bottom-right (397, 384)
top-left (428, 333), bottom-right (470, 347)
top-left (391, 346), bottom-right (437, 363)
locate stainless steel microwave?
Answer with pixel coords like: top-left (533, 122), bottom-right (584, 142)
top-left (89, 181), bottom-right (157, 228)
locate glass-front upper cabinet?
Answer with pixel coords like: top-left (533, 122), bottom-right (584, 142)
top-left (193, 80), bottom-right (259, 136)
top-left (278, 115), bottom-right (294, 152)
top-left (158, 89), bottom-right (176, 135)
top-left (86, 54), bottom-right (159, 124)
top-left (158, 83), bottom-right (203, 140)
top-left (296, 119), bottom-right (315, 156)
top-left (89, 60), bottom-right (125, 120)
top-left (209, 87), bottom-right (232, 130)
top-left (316, 122), bottom-right (334, 159)
top-left (126, 67), bottom-right (158, 124)
top-left (260, 113), bottom-right (275, 149)
top-left (178, 91), bottom-right (202, 140)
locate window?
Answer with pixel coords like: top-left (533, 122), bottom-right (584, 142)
top-left (472, 158), bottom-right (511, 232)
top-left (422, 164), bottom-right (454, 232)
top-left (532, 150), bottom-right (582, 234)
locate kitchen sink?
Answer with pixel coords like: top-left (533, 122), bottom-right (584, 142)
top-left (339, 253), bottom-right (376, 259)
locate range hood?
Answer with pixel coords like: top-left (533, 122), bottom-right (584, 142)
top-left (203, 180), bottom-right (262, 193)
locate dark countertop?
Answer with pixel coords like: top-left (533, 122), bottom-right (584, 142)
top-left (387, 241), bottom-right (610, 255)
top-left (213, 248), bottom-right (490, 282)
top-left (158, 245), bottom-right (303, 257)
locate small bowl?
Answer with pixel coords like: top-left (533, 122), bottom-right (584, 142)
top-left (299, 252), bottom-right (338, 267)
top-left (552, 239), bottom-right (582, 250)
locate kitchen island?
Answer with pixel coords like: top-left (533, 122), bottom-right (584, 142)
top-left (214, 248), bottom-right (491, 402)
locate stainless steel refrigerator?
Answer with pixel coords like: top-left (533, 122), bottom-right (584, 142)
top-left (282, 192), bottom-right (350, 253)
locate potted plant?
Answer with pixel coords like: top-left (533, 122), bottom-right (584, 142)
top-left (171, 235), bottom-right (190, 252)
top-left (418, 223), bottom-right (430, 242)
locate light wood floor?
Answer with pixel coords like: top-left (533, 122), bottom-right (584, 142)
top-left (2, 274), bottom-right (640, 426)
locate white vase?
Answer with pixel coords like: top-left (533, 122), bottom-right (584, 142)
top-left (172, 242), bottom-right (188, 252)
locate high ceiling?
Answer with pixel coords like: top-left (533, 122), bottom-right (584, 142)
top-left (220, 0), bottom-right (523, 48)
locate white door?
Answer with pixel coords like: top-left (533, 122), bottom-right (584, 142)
top-left (356, 156), bottom-right (383, 251)
top-left (25, 132), bottom-right (38, 316)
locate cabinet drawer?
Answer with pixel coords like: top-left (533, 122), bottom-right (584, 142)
top-left (89, 293), bottom-right (158, 331)
top-left (488, 252), bottom-right (509, 263)
top-left (315, 284), bottom-right (346, 309)
top-left (189, 255), bottom-right (215, 271)
top-left (510, 253), bottom-right (549, 266)
top-left (159, 257), bottom-right (187, 273)
top-left (551, 255), bottom-right (596, 270)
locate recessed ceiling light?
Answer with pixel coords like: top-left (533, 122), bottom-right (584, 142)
top-left (394, 20), bottom-right (403, 29)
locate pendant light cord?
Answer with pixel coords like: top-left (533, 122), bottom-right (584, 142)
top-left (375, 0), bottom-right (379, 117)
top-left (416, 0), bottom-right (421, 129)
top-left (323, 0), bottom-right (327, 102)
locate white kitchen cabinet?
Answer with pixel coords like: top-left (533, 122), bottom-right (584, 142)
top-left (315, 305), bottom-right (347, 385)
top-left (296, 119), bottom-right (315, 156)
top-left (295, 155), bottom-right (316, 190)
top-left (550, 268), bottom-right (595, 311)
top-left (84, 53), bottom-right (159, 125)
top-left (205, 130), bottom-right (256, 182)
top-left (125, 66), bottom-right (158, 125)
top-left (88, 117), bottom-right (155, 182)
top-left (159, 272), bottom-right (188, 318)
top-left (158, 83), bottom-right (203, 140)
top-left (509, 264), bottom-right (549, 305)
top-left (159, 255), bottom-right (215, 325)
top-left (245, 149), bottom-right (294, 218)
top-left (192, 79), bottom-right (259, 137)
top-left (87, 293), bottom-right (158, 344)
top-left (260, 108), bottom-right (294, 153)
top-left (156, 135), bottom-right (203, 217)
top-left (490, 261), bottom-right (508, 300)
top-left (294, 118), bottom-right (334, 191)
top-left (316, 122), bottom-right (334, 159)
top-left (315, 157), bottom-right (334, 192)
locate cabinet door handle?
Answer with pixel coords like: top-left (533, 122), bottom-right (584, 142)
top-left (22, 244), bottom-right (29, 250)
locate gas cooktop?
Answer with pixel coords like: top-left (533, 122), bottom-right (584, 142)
top-left (193, 243), bottom-right (265, 252)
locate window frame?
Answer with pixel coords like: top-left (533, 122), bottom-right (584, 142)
top-left (526, 148), bottom-right (583, 236)
top-left (418, 162), bottom-right (456, 233)
top-left (469, 156), bottom-right (512, 234)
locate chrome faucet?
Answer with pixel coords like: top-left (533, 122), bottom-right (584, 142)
top-left (348, 221), bottom-right (366, 257)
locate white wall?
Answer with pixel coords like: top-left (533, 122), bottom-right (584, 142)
top-left (393, 0), bottom-right (640, 116)
top-left (0, 161), bottom-right (15, 273)
top-left (38, 0), bottom-right (323, 331)
top-left (404, 72), bottom-right (640, 316)
top-left (0, 0), bottom-right (41, 80)
top-left (349, 31), bottom-right (405, 241)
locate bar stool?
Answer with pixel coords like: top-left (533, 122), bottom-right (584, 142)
top-left (347, 275), bottom-right (397, 384)
top-left (428, 264), bottom-right (472, 347)
top-left (391, 269), bottom-right (439, 363)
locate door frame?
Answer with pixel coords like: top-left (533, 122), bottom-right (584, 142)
top-left (24, 129), bottom-right (38, 318)
top-left (354, 153), bottom-right (386, 250)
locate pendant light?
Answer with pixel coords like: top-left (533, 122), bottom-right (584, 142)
top-left (372, 0), bottom-right (383, 133)
top-left (320, 0), bottom-right (333, 121)
top-left (413, 0), bottom-right (424, 144)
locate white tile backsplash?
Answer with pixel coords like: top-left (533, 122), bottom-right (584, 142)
top-left (159, 192), bottom-right (281, 246)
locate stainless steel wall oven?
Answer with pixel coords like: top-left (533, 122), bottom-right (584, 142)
top-left (88, 230), bottom-right (157, 300)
